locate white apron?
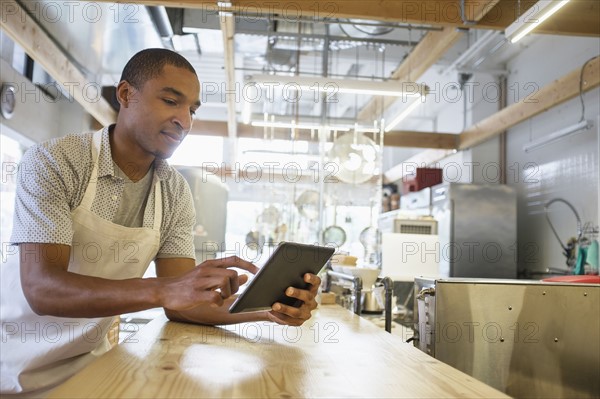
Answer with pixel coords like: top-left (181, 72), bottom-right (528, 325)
top-left (0, 131), bottom-right (162, 394)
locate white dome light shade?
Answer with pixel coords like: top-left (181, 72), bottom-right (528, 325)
top-left (328, 132), bottom-right (379, 184)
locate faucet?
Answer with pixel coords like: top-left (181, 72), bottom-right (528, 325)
top-left (544, 198), bottom-right (582, 268)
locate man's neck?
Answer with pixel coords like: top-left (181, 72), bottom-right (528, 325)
top-left (109, 125), bottom-right (154, 182)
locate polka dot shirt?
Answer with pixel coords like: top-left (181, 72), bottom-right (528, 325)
top-left (10, 126), bottom-right (196, 260)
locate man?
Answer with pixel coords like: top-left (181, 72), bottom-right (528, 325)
top-left (0, 48), bottom-right (321, 395)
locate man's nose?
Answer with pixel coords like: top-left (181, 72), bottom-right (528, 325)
top-left (173, 109), bottom-right (192, 133)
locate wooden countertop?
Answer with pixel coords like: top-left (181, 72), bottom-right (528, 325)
top-left (48, 306), bottom-right (508, 398)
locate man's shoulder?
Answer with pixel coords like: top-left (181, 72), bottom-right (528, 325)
top-left (26, 131), bottom-right (94, 165)
top-left (41, 131), bottom-right (94, 151)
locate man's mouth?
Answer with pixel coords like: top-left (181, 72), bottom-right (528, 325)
top-left (161, 131), bottom-right (183, 144)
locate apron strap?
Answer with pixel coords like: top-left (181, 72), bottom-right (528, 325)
top-left (78, 130), bottom-right (103, 210)
top-left (152, 176), bottom-right (163, 231)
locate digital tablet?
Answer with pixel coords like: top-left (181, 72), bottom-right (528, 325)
top-left (229, 242), bottom-right (335, 313)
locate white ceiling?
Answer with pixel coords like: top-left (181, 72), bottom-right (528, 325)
top-left (169, 9), bottom-right (524, 136)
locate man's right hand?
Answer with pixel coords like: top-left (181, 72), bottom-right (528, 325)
top-left (159, 256), bottom-right (259, 311)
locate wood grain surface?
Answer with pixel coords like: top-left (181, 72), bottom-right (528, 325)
top-left (48, 306), bottom-right (509, 398)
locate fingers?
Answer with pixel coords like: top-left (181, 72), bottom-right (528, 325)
top-left (238, 273), bottom-right (250, 286)
top-left (202, 256), bottom-right (260, 275)
top-left (283, 286), bottom-right (314, 306)
top-left (266, 311), bottom-right (305, 326)
top-left (272, 295), bottom-right (316, 318)
top-left (268, 279), bottom-right (320, 326)
top-left (303, 273), bottom-right (321, 293)
top-left (271, 271), bottom-right (321, 310)
top-left (162, 257), bottom-right (258, 311)
top-left (194, 257), bottom-right (258, 299)
top-left (196, 269), bottom-right (237, 298)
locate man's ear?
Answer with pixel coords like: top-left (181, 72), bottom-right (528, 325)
top-left (116, 81), bottom-right (134, 108)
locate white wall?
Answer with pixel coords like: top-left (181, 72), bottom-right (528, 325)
top-left (504, 35), bottom-right (599, 276)
top-left (382, 34), bottom-right (599, 277)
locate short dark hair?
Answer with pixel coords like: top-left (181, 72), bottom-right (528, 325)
top-left (120, 48), bottom-right (197, 89)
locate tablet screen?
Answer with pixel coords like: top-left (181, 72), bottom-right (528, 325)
top-left (229, 242), bottom-right (335, 313)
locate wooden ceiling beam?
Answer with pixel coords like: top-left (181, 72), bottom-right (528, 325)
top-left (89, 0), bottom-right (598, 36)
top-left (0, 1), bottom-right (116, 126)
top-left (87, 1), bottom-right (503, 25)
top-left (189, 120), bottom-right (457, 148)
top-left (459, 56), bottom-right (600, 149)
top-left (384, 130), bottom-right (458, 149)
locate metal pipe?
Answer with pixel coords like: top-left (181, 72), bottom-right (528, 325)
top-left (443, 31), bottom-right (500, 75)
top-left (236, 29), bottom-right (416, 47)
top-left (236, 66), bottom-right (390, 81)
top-left (471, 37), bottom-right (507, 69)
top-left (380, 277), bottom-right (393, 333)
top-left (455, 67), bottom-right (508, 76)
top-left (147, 6), bottom-right (174, 38)
top-left (241, 14), bottom-right (442, 31)
top-left (545, 198), bottom-right (583, 244)
top-left (327, 271), bottom-right (363, 315)
top-left (499, 75), bottom-right (507, 184)
top-left (316, 24), bottom-right (330, 246)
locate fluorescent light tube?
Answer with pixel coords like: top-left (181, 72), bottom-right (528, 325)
top-left (249, 74), bottom-right (427, 98)
top-left (384, 96), bottom-right (424, 132)
top-left (505, 0), bottom-right (571, 44)
top-left (523, 120), bottom-right (592, 152)
top-left (250, 120), bottom-right (351, 132)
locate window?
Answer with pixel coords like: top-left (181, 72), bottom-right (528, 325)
top-left (168, 134), bottom-right (224, 166)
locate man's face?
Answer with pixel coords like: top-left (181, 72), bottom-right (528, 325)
top-left (121, 64), bottom-right (201, 159)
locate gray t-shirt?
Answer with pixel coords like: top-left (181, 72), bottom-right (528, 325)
top-left (113, 162), bottom-right (153, 228)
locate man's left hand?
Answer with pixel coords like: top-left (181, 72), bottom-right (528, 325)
top-left (265, 273), bottom-right (321, 326)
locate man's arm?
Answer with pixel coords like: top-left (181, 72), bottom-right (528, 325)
top-left (155, 257), bottom-right (322, 326)
top-left (19, 243), bottom-right (256, 318)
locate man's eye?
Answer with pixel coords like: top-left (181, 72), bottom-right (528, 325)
top-left (163, 98), bottom-right (176, 105)
top-left (190, 109), bottom-right (197, 116)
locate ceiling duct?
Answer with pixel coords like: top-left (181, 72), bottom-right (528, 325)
top-left (148, 7), bottom-right (174, 38)
top-left (147, 6), bottom-right (175, 50)
top-left (165, 8), bottom-right (184, 35)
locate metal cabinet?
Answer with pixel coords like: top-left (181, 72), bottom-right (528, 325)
top-left (414, 277), bottom-right (600, 399)
top-left (431, 183), bottom-right (517, 278)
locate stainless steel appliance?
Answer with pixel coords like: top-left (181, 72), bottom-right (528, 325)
top-left (413, 277), bottom-right (600, 399)
top-left (400, 187), bottom-right (432, 211)
top-left (379, 189), bottom-right (439, 281)
top-left (431, 183), bottom-right (517, 278)
top-left (394, 218), bottom-right (437, 235)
